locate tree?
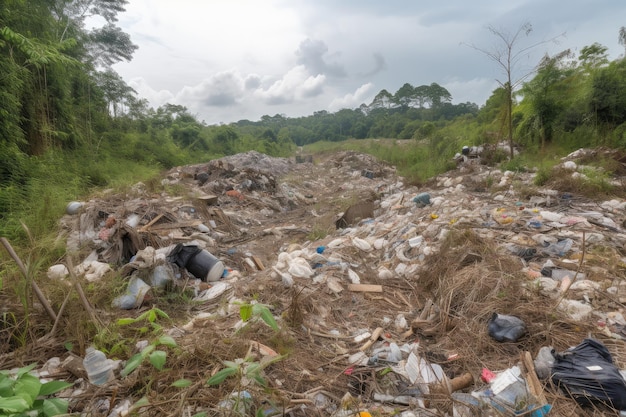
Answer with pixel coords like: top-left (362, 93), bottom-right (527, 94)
top-left (370, 89), bottom-right (393, 110)
top-left (393, 83), bottom-right (415, 109)
top-left (426, 83), bottom-right (452, 108)
top-left (518, 50), bottom-right (573, 148)
top-left (619, 26), bottom-right (626, 57)
top-left (466, 22), bottom-right (563, 157)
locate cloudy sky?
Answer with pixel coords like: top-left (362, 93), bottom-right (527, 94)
top-left (112, 0), bottom-right (626, 125)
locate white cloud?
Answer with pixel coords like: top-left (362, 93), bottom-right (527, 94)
top-left (254, 65), bottom-right (326, 105)
top-left (329, 83), bottom-right (375, 111)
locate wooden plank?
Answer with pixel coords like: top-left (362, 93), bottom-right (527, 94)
top-left (347, 284), bottom-right (383, 292)
top-left (521, 351), bottom-right (548, 405)
top-left (252, 255), bottom-right (265, 270)
top-left (146, 220), bottom-right (202, 230)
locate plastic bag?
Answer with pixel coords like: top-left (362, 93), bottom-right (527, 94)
top-left (488, 313), bottom-right (526, 342)
top-left (551, 338), bottom-right (626, 410)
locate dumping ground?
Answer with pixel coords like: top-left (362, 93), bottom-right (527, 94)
top-left (3, 148), bottom-right (626, 416)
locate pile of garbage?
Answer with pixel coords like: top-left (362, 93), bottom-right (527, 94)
top-left (4, 148), bottom-right (626, 416)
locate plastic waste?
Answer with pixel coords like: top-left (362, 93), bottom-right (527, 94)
top-left (112, 276), bottom-right (151, 309)
top-left (167, 244), bottom-right (224, 282)
top-left (534, 346), bottom-right (555, 380)
top-left (540, 238), bottom-right (573, 257)
top-left (66, 201), bottom-right (84, 215)
top-left (150, 263), bottom-right (174, 288)
top-left (488, 313), bottom-right (526, 342)
top-left (466, 367), bottom-right (551, 417)
top-left (83, 346), bottom-right (114, 386)
top-left (413, 192), bottom-right (431, 207)
top-left (551, 338), bottom-right (626, 410)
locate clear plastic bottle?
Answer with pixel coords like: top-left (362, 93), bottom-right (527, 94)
top-left (83, 347), bottom-right (113, 386)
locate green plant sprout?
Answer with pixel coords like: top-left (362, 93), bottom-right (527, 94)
top-left (207, 354), bottom-right (285, 388)
top-left (237, 302), bottom-right (279, 332)
top-left (116, 307), bottom-right (178, 377)
top-left (0, 364), bottom-right (73, 416)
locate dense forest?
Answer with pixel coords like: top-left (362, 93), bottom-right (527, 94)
top-left (1, 0), bottom-right (626, 243)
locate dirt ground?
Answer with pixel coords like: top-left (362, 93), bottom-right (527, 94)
top-left (3, 149), bottom-right (626, 416)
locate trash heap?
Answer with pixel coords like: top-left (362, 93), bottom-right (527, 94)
top-left (7, 148), bottom-right (626, 416)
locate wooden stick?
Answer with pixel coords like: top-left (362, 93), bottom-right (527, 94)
top-left (66, 258), bottom-right (104, 329)
top-left (1, 237), bottom-right (57, 322)
top-left (348, 284), bottom-right (383, 292)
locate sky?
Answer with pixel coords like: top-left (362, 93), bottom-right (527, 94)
top-left (111, 0), bottom-right (626, 125)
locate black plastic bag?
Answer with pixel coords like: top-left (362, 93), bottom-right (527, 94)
top-left (167, 244), bottom-right (202, 269)
top-left (551, 338), bottom-right (626, 410)
top-left (487, 312), bottom-right (526, 342)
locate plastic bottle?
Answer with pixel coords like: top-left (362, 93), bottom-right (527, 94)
top-left (83, 347), bottom-right (114, 385)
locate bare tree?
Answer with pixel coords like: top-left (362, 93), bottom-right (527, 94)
top-left (465, 22), bottom-right (563, 158)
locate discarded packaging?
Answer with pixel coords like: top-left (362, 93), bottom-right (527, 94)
top-left (488, 313), bottom-right (526, 342)
top-left (551, 338), bottom-right (626, 410)
top-left (167, 243), bottom-right (224, 282)
top-left (112, 276), bottom-right (151, 309)
top-left (83, 346), bottom-right (114, 386)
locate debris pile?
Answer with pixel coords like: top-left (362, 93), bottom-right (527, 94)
top-left (4, 148), bottom-right (626, 416)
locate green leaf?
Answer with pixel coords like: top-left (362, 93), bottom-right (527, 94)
top-left (42, 397), bottom-right (69, 416)
top-left (206, 367), bottom-right (238, 386)
top-left (251, 373), bottom-right (267, 387)
top-left (0, 396), bottom-right (29, 413)
top-left (253, 304), bottom-right (279, 331)
top-left (140, 344), bottom-right (156, 356)
top-left (0, 375), bottom-right (15, 397)
top-left (153, 307), bottom-right (170, 319)
top-left (147, 309), bottom-right (157, 323)
top-left (149, 350), bottom-right (167, 370)
top-left (116, 317), bottom-right (137, 326)
top-left (129, 396), bottom-right (150, 412)
top-left (14, 373), bottom-right (40, 406)
top-left (39, 380), bottom-right (73, 396)
top-left (15, 364), bottom-right (37, 377)
top-left (245, 362), bottom-right (261, 376)
top-left (191, 412), bottom-right (208, 417)
top-left (157, 335), bottom-right (177, 348)
top-left (171, 379), bottom-right (192, 388)
top-left (239, 304), bottom-right (253, 321)
top-left (121, 353), bottom-right (144, 377)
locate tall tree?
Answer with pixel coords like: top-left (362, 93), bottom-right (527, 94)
top-left (465, 22), bottom-right (563, 157)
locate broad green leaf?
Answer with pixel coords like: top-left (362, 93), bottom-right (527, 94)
top-left (39, 380), bottom-right (73, 396)
top-left (121, 353), bottom-right (144, 377)
top-left (239, 304), bottom-right (253, 321)
top-left (42, 397), bottom-right (69, 416)
top-left (149, 350), bottom-right (167, 370)
top-left (253, 305), bottom-right (279, 331)
top-left (0, 396), bottom-right (29, 413)
top-left (206, 367), bottom-right (237, 385)
top-left (14, 374), bottom-right (40, 405)
top-left (157, 335), bottom-right (177, 348)
top-left (15, 364), bottom-right (37, 378)
top-left (171, 379), bottom-right (192, 388)
top-left (116, 317), bottom-right (137, 326)
top-left (0, 375), bottom-right (15, 397)
top-left (140, 344), bottom-right (156, 356)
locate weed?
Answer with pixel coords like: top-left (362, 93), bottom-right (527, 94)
top-left (0, 364), bottom-right (73, 416)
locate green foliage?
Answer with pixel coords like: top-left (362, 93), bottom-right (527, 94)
top-left (237, 302), bottom-right (279, 332)
top-left (116, 307), bottom-right (178, 377)
top-left (0, 364), bottom-right (73, 416)
top-left (207, 354), bottom-right (285, 388)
